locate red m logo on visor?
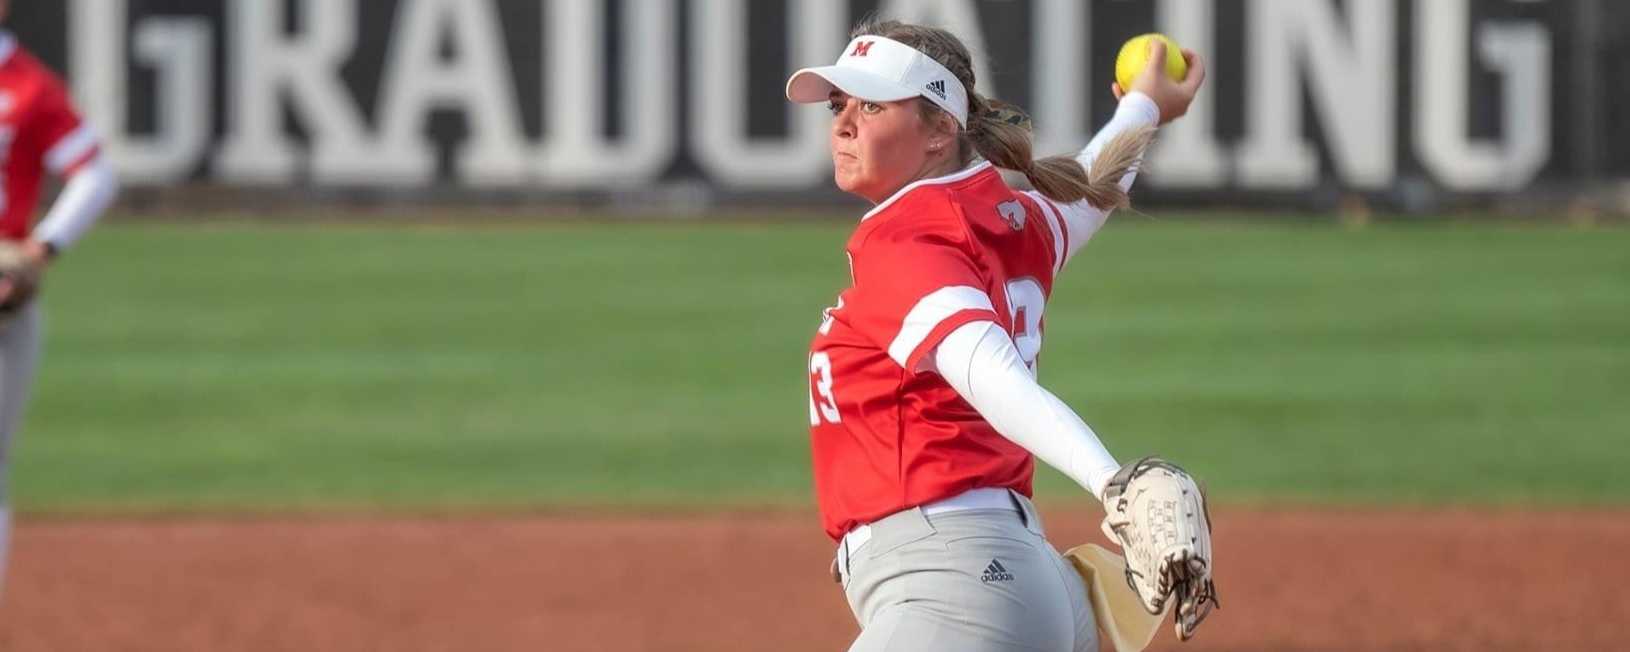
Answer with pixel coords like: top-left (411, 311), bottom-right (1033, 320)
top-left (850, 41), bottom-right (874, 57)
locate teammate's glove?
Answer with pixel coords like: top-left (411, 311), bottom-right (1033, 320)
top-left (1100, 456), bottom-right (1219, 641)
top-left (0, 241), bottom-right (41, 317)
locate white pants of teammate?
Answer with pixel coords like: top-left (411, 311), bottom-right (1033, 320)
top-left (0, 301), bottom-right (41, 601)
top-left (837, 490), bottom-right (1097, 652)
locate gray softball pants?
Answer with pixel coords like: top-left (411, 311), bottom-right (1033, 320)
top-left (0, 302), bottom-right (41, 599)
top-left (836, 491), bottom-right (1098, 651)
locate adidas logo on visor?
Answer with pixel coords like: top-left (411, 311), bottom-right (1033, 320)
top-left (926, 79), bottom-right (948, 100)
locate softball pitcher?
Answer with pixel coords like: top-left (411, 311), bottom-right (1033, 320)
top-left (792, 19), bottom-right (1212, 651)
top-left (0, 1), bottom-right (120, 599)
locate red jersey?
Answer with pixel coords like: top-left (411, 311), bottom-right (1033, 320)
top-left (0, 34), bottom-right (99, 240)
top-left (808, 162), bottom-right (1077, 540)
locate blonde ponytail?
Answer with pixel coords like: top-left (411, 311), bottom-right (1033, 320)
top-left (968, 94), bottom-right (1155, 209)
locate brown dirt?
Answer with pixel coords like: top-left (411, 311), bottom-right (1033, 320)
top-left (0, 507), bottom-right (1625, 652)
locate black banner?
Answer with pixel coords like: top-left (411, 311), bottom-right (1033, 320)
top-left (7, 0), bottom-right (1623, 211)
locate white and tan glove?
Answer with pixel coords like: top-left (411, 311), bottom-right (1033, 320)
top-left (1100, 456), bottom-right (1219, 641)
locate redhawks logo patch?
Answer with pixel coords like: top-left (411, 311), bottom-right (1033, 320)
top-left (996, 200), bottom-right (1026, 231)
top-left (849, 41), bottom-right (874, 57)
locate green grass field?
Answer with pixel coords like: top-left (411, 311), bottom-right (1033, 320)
top-left (13, 218), bottom-right (1629, 513)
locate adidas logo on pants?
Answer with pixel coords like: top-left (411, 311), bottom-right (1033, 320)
top-left (980, 558), bottom-right (1014, 583)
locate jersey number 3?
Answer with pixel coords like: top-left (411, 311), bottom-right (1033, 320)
top-left (808, 352), bottom-right (841, 425)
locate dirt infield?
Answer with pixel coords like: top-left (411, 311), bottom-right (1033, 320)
top-left (0, 508), bottom-right (1625, 651)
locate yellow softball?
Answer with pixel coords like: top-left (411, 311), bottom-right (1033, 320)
top-left (1115, 33), bottom-right (1187, 92)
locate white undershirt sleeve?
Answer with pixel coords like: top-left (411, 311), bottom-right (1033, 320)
top-left (33, 158), bottom-right (118, 251)
top-left (1031, 92), bottom-right (1162, 268)
top-left (928, 320), bottom-right (1122, 502)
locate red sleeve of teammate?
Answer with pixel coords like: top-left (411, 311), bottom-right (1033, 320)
top-left (846, 202), bottom-right (1000, 372)
top-left (30, 75), bottom-right (99, 176)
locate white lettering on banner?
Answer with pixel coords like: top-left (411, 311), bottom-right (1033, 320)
top-left (880, 0), bottom-right (997, 98)
top-left (70, 0), bottom-right (211, 184)
top-left (690, 0), bottom-right (840, 187)
top-left (375, 0), bottom-right (529, 186)
top-left (1029, 0), bottom-right (1086, 157)
top-left (1236, 0), bottom-right (1395, 190)
top-left (53, 0), bottom-right (1561, 193)
top-left (1145, 0), bottom-right (1227, 188)
top-left (1415, 0), bottom-right (1551, 191)
top-left (216, 0), bottom-right (402, 184)
top-left (535, 0), bottom-right (676, 187)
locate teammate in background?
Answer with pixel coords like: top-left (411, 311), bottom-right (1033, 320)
top-left (790, 19), bottom-right (1206, 650)
top-left (0, 0), bottom-right (121, 598)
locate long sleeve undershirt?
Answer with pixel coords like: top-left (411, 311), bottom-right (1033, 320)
top-left (922, 93), bottom-right (1162, 502)
top-left (928, 321), bottom-right (1122, 501)
top-left (34, 159), bottom-right (118, 251)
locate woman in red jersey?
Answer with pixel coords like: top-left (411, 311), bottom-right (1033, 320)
top-left (788, 19), bottom-right (1206, 651)
top-left (0, 0), bottom-right (120, 598)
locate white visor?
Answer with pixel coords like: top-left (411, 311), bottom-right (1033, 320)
top-left (786, 36), bottom-right (969, 128)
